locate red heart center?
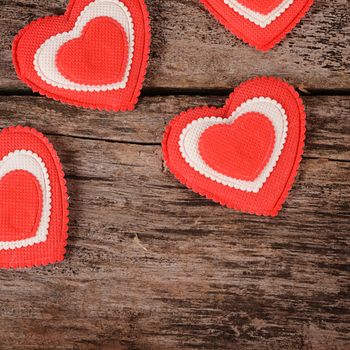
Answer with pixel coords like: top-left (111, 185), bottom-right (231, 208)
top-left (199, 112), bottom-right (275, 181)
top-left (236, 0), bottom-right (285, 15)
top-left (0, 170), bottom-right (43, 242)
top-left (56, 16), bottom-right (129, 85)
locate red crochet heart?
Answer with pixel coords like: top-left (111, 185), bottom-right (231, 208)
top-left (13, 0), bottom-right (150, 111)
top-left (57, 17), bottom-right (129, 85)
top-left (199, 112), bottom-right (275, 181)
top-left (0, 171), bottom-right (42, 242)
top-left (0, 127), bottom-right (68, 269)
top-left (237, 0), bottom-right (285, 15)
top-left (200, 0), bottom-right (314, 51)
top-left (162, 77), bottom-right (306, 216)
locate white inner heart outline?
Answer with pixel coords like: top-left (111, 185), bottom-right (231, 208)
top-left (0, 151), bottom-right (51, 251)
top-left (223, 0), bottom-right (295, 28)
top-left (179, 97), bottom-right (288, 193)
top-left (34, 0), bottom-right (135, 92)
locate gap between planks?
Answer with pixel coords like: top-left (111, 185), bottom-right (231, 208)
top-left (1, 87), bottom-right (350, 97)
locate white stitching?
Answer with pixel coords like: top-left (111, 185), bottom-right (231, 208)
top-left (223, 0), bottom-right (294, 28)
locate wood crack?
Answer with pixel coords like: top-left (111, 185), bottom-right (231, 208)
top-left (0, 88), bottom-right (350, 97)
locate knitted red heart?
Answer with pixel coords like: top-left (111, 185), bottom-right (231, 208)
top-left (13, 0), bottom-right (150, 111)
top-left (200, 0), bottom-right (314, 51)
top-left (162, 77), bottom-right (306, 216)
top-left (56, 17), bottom-right (129, 85)
top-left (0, 171), bottom-right (43, 243)
top-left (199, 112), bottom-right (275, 181)
top-left (0, 126), bottom-right (68, 269)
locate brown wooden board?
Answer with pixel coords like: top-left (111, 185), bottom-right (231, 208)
top-left (0, 95), bottom-right (348, 160)
top-left (0, 0), bottom-right (349, 91)
top-left (0, 95), bottom-right (349, 349)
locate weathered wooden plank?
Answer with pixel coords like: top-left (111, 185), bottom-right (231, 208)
top-left (0, 95), bottom-right (349, 350)
top-left (0, 0), bottom-right (349, 91)
top-left (0, 94), bottom-right (349, 161)
top-left (0, 149), bottom-right (349, 349)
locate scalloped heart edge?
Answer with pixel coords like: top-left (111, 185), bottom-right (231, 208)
top-left (199, 0), bottom-right (314, 51)
top-left (0, 126), bottom-right (69, 269)
top-left (162, 77), bottom-right (306, 217)
top-left (12, 0), bottom-right (151, 112)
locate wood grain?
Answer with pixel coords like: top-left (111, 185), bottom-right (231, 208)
top-left (0, 95), bottom-right (349, 349)
top-left (0, 94), bottom-right (349, 160)
top-left (0, 0), bottom-right (349, 91)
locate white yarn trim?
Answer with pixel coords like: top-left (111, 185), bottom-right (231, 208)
top-left (34, 0), bottom-right (135, 91)
top-left (223, 0), bottom-right (294, 28)
top-left (179, 97), bottom-right (288, 193)
top-left (0, 151), bottom-right (51, 250)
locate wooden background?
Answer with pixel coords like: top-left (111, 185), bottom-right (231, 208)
top-left (0, 1), bottom-right (349, 349)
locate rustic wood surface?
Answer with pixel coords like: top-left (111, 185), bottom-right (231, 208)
top-left (0, 1), bottom-right (349, 350)
top-left (0, 0), bottom-right (350, 91)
